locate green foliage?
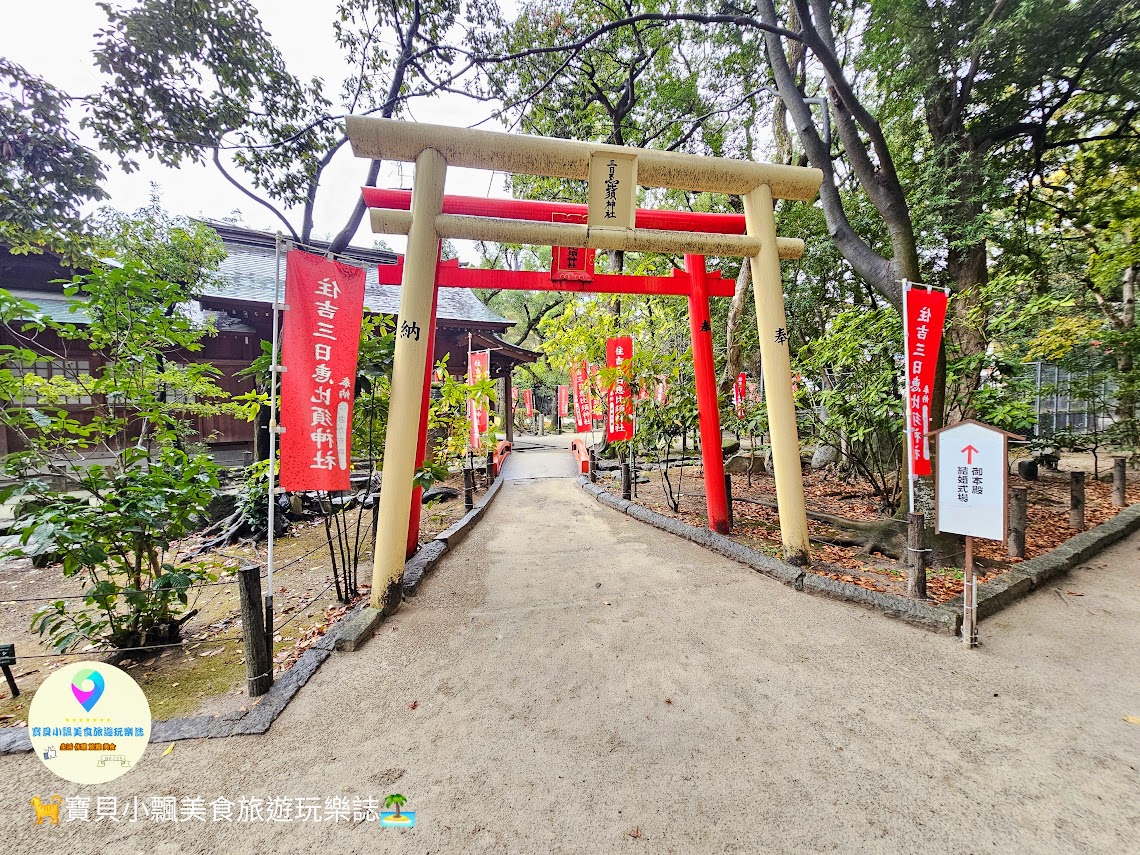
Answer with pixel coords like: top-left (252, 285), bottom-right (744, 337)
top-left (429, 356), bottom-right (498, 461)
top-left (10, 446), bottom-right (223, 653)
top-left (0, 216), bottom-right (231, 651)
top-left (794, 307), bottom-right (905, 511)
top-left (0, 59), bottom-right (107, 262)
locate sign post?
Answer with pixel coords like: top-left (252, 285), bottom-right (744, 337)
top-left (932, 420), bottom-right (1022, 647)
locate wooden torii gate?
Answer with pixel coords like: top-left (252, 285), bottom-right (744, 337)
top-left (368, 188), bottom-right (768, 550)
top-left (344, 117), bottom-right (823, 613)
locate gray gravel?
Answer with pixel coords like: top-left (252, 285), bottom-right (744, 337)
top-left (2, 445), bottom-right (1138, 853)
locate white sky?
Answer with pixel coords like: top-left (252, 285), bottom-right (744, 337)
top-left (1, 1), bottom-right (519, 257)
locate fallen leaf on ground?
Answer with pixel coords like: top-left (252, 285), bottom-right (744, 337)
top-left (162, 744), bottom-right (175, 757)
top-left (1124, 716), bottom-right (1140, 725)
top-left (1066, 591), bottom-right (1085, 596)
top-left (408, 700), bottom-right (419, 710)
top-left (628, 826), bottom-right (643, 839)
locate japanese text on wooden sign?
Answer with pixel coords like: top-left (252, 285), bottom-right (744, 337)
top-left (558, 385), bottom-right (570, 418)
top-left (279, 250), bottom-right (366, 491)
top-left (904, 284), bottom-right (949, 477)
top-left (588, 153), bottom-right (637, 230)
top-left (935, 421), bottom-right (1009, 542)
top-left (551, 213), bottom-right (595, 281)
top-left (606, 336), bottom-right (634, 442)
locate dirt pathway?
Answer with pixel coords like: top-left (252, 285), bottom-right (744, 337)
top-left (2, 442), bottom-right (1138, 853)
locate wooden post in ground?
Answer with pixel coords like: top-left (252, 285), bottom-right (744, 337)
top-left (621, 462), bottom-right (632, 501)
top-left (963, 536), bottom-right (977, 648)
top-left (485, 451), bottom-right (495, 485)
top-left (238, 565), bottom-right (272, 697)
top-left (588, 450), bottom-right (597, 483)
top-left (1008, 487), bottom-right (1027, 559)
top-left (1070, 471), bottom-right (1086, 530)
top-left (907, 513), bottom-right (927, 599)
top-left (463, 467), bottom-right (474, 511)
top-left (1113, 457), bottom-right (1127, 507)
top-left (724, 471), bottom-right (734, 531)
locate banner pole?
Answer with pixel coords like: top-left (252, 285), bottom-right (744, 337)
top-left (265, 234), bottom-right (285, 675)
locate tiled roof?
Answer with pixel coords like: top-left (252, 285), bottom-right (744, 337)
top-left (202, 224), bottom-right (511, 329)
top-left (5, 289), bottom-right (90, 324)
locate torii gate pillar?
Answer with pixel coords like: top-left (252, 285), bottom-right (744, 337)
top-left (370, 148), bottom-right (446, 611)
top-left (744, 184), bottom-right (810, 565)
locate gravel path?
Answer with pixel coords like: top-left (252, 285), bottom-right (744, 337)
top-left (2, 442), bottom-right (1139, 853)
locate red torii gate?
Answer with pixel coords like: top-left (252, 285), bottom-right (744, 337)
top-left (366, 187), bottom-right (742, 541)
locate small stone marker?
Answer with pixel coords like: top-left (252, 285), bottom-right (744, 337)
top-left (933, 420), bottom-right (1022, 648)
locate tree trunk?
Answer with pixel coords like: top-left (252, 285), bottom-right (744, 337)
top-left (719, 261), bottom-right (752, 394)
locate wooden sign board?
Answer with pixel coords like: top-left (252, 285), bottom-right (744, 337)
top-left (588, 152), bottom-right (637, 230)
top-left (934, 420), bottom-right (1017, 543)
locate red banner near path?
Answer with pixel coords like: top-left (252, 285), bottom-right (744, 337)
top-left (467, 349), bottom-right (490, 450)
top-left (606, 336), bottom-right (634, 442)
top-left (904, 283), bottom-right (949, 477)
top-left (279, 250), bottom-right (366, 491)
top-left (572, 362), bottom-right (592, 432)
top-left (733, 372), bottom-right (747, 418)
top-left (523, 388), bottom-right (533, 417)
top-left (558, 385), bottom-right (570, 418)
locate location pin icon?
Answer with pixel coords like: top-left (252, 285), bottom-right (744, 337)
top-left (71, 668), bottom-right (105, 713)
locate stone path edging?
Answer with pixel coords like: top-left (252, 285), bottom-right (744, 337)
top-left (580, 476), bottom-right (1140, 637)
top-left (578, 476), bottom-right (961, 635)
top-left (0, 471), bottom-right (509, 756)
top-left (962, 501), bottom-right (1140, 619)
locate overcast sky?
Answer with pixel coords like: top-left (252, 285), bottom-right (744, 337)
top-left (2, 1), bottom-right (520, 256)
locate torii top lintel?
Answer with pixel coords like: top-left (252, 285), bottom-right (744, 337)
top-left (346, 117), bottom-right (823, 201)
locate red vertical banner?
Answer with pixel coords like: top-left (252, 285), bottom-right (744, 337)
top-left (572, 362), bottom-right (592, 432)
top-left (903, 284), bottom-right (949, 477)
top-left (558, 385), bottom-right (570, 418)
top-left (467, 349), bottom-right (490, 450)
top-left (588, 362), bottom-right (604, 422)
top-left (606, 336), bottom-right (634, 441)
top-left (733, 372), bottom-right (747, 417)
top-left (523, 388), bottom-right (534, 417)
top-left (279, 250), bottom-right (367, 491)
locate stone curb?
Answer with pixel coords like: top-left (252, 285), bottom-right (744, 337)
top-left (946, 501), bottom-right (1140, 620)
top-left (0, 475), bottom-right (512, 756)
top-left (577, 476), bottom-right (961, 635)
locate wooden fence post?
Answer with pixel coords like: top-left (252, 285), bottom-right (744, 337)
top-left (621, 462), bottom-right (632, 501)
top-left (907, 512), bottom-right (927, 599)
top-left (588, 450), bottom-right (597, 484)
top-left (1008, 487), bottom-right (1027, 559)
top-left (238, 565), bottom-right (272, 698)
top-left (1070, 471), bottom-right (1085, 530)
top-left (1113, 457), bottom-right (1127, 508)
top-left (485, 451), bottom-right (495, 485)
top-left (724, 472), bottom-right (734, 531)
top-left (463, 467), bottom-right (474, 511)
